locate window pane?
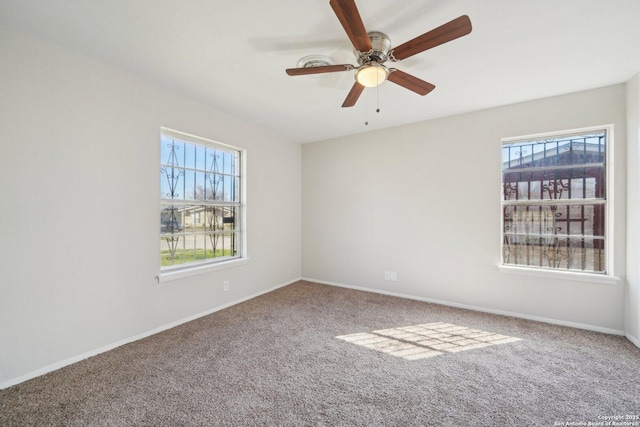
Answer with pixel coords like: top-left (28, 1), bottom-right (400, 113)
top-left (160, 205), bottom-right (184, 234)
top-left (220, 175), bottom-right (233, 202)
top-left (503, 235), bottom-right (604, 272)
top-left (206, 173), bottom-right (223, 200)
top-left (160, 137), bottom-right (173, 166)
top-left (503, 135), bottom-right (605, 169)
top-left (221, 151), bottom-right (234, 175)
top-left (223, 206), bottom-right (238, 230)
top-left (160, 170), bottom-right (172, 198)
top-left (182, 205), bottom-right (199, 231)
top-left (503, 167), bottom-right (605, 201)
top-left (183, 169), bottom-right (196, 201)
top-left (502, 129), bottom-right (607, 273)
top-left (192, 234), bottom-right (211, 261)
top-left (504, 204), bottom-right (604, 238)
top-left (160, 234), bottom-right (184, 267)
top-left (221, 232), bottom-right (238, 257)
top-left (160, 166), bottom-right (184, 199)
top-left (161, 138), bottom-right (184, 167)
top-left (204, 148), bottom-right (214, 172)
top-left (160, 129), bottom-right (242, 271)
top-left (194, 144), bottom-right (206, 170)
top-left (194, 172), bottom-right (206, 201)
top-left (202, 206), bottom-right (219, 231)
top-left (502, 132), bottom-right (606, 201)
top-left (183, 141), bottom-right (196, 170)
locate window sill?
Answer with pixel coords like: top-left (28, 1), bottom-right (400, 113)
top-left (157, 258), bottom-right (249, 284)
top-left (497, 265), bottom-right (621, 285)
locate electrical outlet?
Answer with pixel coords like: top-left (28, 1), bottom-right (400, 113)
top-left (390, 271), bottom-right (397, 282)
top-left (223, 280), bottom-right (229, 291)
top-left (384, 271), bottom-right (391, 280)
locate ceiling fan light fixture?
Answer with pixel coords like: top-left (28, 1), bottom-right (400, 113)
top-left (356, 63), bottom-right (388, 88)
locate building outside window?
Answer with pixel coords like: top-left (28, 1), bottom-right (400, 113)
top-left (501, 128), bottom-right (608, 274)
top-left (160, 128), bottom-right (243, 271)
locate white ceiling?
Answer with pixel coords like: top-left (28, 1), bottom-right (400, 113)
top-left (2, 0), bottom-right (640, 143)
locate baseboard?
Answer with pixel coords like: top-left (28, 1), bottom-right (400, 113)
top-left (626, 332), bottom-right (640, 348)
top-left (302, 277), bottom-right (626, 337)
top-left (0, 277), bottom-right (301, 390)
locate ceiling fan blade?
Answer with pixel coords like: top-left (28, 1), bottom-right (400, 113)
top-left (286, 64), bottom-right (355, 76)
top-left (389, 15), bottom-right (472, 61)
top-left (387, 69), bottom-right (435, 96)
top-left (342, 82), bottom-right (365, 107)
top-left (329, 0), bottom-right (372, 53)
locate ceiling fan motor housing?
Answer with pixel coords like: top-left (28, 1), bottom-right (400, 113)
top-left (355, 31), bottom-right (391, 65)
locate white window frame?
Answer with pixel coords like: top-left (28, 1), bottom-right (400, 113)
top-left (158, 128), bottom-right (247, 283)
top-left (498, 125), bottom-right (619, 285)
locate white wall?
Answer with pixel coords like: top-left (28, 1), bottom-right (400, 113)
top-left (626, 73), bottom-right (640, 345)
top-left (0, 23), bottom-right (301, 386)
top-left (303, 84), bottom-right (627, 333)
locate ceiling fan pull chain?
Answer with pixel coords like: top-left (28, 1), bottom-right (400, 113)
top-left (365, 93), bottom-right (370, 126)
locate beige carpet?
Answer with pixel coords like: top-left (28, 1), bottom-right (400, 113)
top-left (1, 280), bottom-right (639, 426)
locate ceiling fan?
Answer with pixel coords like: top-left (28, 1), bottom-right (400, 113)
top-left (285, 0), bottom-right (472, 108)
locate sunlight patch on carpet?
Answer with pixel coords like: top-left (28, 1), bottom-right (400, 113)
top-left (336, 322), bottom-right (521, 360)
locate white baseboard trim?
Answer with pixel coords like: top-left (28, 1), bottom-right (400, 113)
top-left (302, 277), bottom-right (626, 337)
top-left (626, 332), bottom-right (640, 348)
top-left (0, 277), bottom-right (301, 390)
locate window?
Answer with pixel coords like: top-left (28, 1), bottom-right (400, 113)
top-left (501, 128), bottom-right (608, 274)
top-left (160, 128), bottom-right (243, 272)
